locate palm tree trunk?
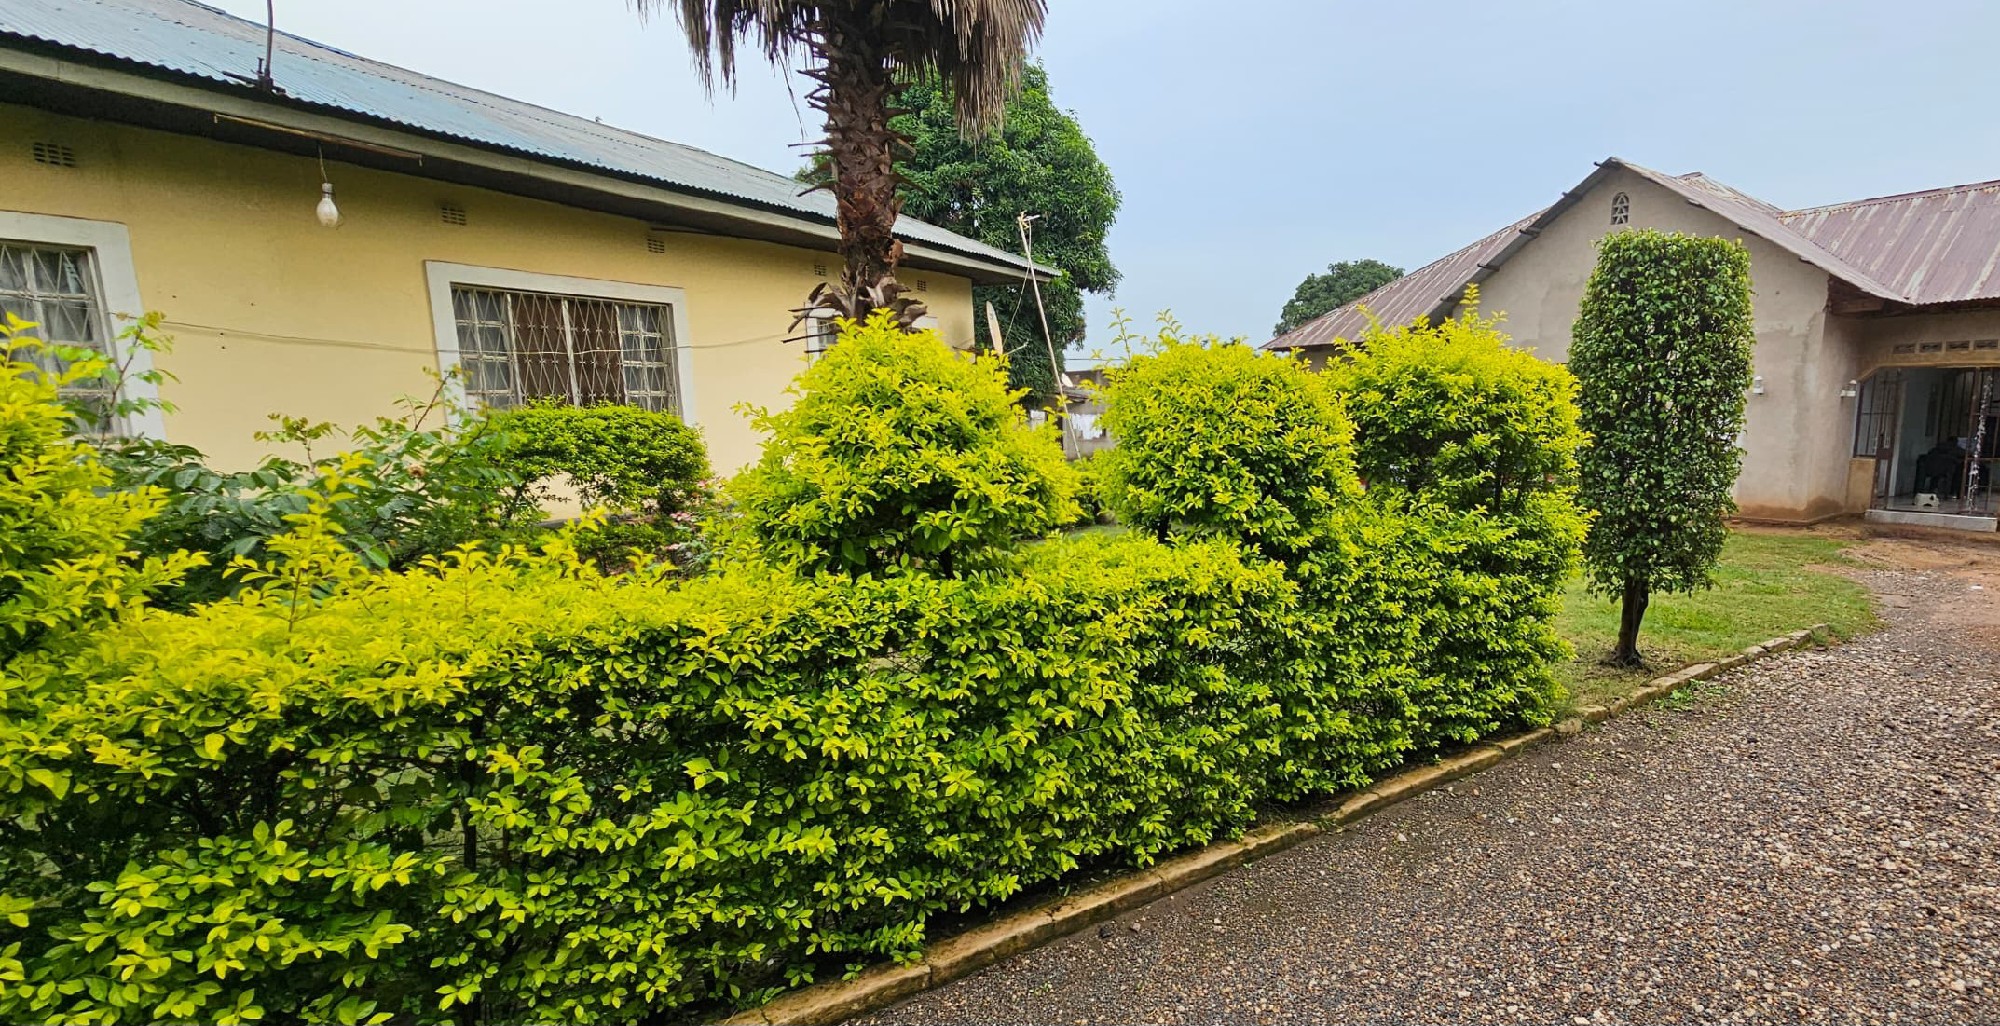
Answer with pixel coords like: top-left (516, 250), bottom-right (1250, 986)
top-left (812, 8), bottom-right (912, 322)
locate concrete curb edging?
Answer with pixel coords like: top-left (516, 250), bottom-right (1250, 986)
top-left (723, 622), bottom-right (1833, 1025)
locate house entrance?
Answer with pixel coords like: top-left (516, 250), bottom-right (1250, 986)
top-left (1860, 367), bottom-right (2000, 527)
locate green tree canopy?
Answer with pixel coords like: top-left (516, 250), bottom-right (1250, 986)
top-left (1570, 229), bottom-right (1755, 667)
top-left (802, 63), bottom-right (1119, 403)
top-left (1272, 259), bottom-right (1404, 337)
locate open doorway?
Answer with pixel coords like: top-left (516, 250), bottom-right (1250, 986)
top-left (1863, 367), bottom-right (2000, 522)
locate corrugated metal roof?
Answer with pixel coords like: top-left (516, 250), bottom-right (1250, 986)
top-left (1268, 158), bottom-right (2000, 351)
top-left (1265, 213), bottom-right (1540, 351)
top-left (0, 0), bottom-right (1044, 274)
top-left (1780, 179), bottom-right (2000, 305)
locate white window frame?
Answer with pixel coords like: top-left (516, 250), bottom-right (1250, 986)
top-left (0, 210), bottom-right (162, 439)
top-left (423, 261), bottom-right (698, 425)
top-left (803, 311), bottom-right (942, 363)
top-left (803, 308), bottom-right (838, 363)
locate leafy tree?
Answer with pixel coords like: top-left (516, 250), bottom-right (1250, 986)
top-left (872, 64), bottom-right (1119, 402)
top-left (1272, 258), bottom-right (1404, 337)
top-left (644, 0), bottom-right (1046, 327)
top-left (1570, 229), bottom-right (1754, 667)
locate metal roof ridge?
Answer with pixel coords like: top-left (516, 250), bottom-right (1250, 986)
top-left (1781, 177), bottom-right (2000, 218)
top-left (1608, 159), bottom-right (1911, 303)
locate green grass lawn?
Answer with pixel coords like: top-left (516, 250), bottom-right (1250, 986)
top-left (1555, 529), bottom-right (1879, 710)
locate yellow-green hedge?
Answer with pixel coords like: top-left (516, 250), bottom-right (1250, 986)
top-left (0, 315), bottom-right (1581, 1024)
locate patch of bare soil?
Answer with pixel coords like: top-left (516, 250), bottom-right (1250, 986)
top-left (1847, 536), bottom-right (2000, 646)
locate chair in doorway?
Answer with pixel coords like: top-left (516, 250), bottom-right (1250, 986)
top-left (1915, 442), bottom-right (1966, 501)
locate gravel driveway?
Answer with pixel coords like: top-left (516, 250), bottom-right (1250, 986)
top-left (856, 545), bottom-right (2000, 1024)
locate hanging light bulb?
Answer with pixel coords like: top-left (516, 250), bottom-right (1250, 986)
top-left (314, 148), bottom-right (341, 228)
top-left (315, 181), bottom-right (341, 228)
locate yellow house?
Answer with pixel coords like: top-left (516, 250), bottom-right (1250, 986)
top-left (0, 0), bottom-right (1048, 471)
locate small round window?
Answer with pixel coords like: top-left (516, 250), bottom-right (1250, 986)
top-left (1611, 192), bottom-right (1630, 226)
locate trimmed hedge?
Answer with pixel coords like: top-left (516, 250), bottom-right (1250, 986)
top-left (0, 315), bottom-right (1582, 1024)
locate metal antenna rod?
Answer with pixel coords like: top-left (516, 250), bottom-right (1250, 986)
top-left (255, 0), bottom-right (276, 90)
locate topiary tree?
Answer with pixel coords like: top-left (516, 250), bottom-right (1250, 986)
top-left (732, 310), bottom-right (1077, 575)
top-left (1095, 332), bottom-right (1358, 555)
top-left (1570, 229), bottom-right (1754, 667)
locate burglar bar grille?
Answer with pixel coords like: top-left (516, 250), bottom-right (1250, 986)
top-left (449, 285), bottom-right (679, 416)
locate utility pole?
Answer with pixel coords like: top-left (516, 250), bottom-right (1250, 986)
top-left (1016, 212), bottom-right (1072, 456)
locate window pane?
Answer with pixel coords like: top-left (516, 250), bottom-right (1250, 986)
top-left (568, 298), bottom-right (624, 405)
top-left (0, 247), bottom-right (27, 291)
top-left (0, 241), bottom-right (111, 428)
top-left (42, 299), bottom-right (98, 345)
top-left (509, 292), bottom-right (575, 403)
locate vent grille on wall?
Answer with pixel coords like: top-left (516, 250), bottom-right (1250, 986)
top-left (812, 262), bottom-right (829, 278)
top-left (440, 203), bottom-right (468, 226)
top-left (647, 236), bottom-right (667, 254)
top-left (913, 279), bottom-right (929, 292)
top-left (31, 142), bottom-right (76, 168)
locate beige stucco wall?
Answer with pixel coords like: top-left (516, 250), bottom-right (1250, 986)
top-left (1465, 167), bottom-right (1850, 522)
top-left (0, 102), bottom-right (975, 471)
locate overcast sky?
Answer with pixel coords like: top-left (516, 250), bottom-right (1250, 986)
top-left (212, 0), bottom-right (2000, 350)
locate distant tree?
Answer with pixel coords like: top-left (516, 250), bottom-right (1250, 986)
top-left (802, 64), bottom-right (1119, 403)
top-left (642, 0), bottom-right (1047, 327)
top-left (1272, 259), bottom-right (1404, 337)
top-left (1570, 229), bottom-right (1755, 667)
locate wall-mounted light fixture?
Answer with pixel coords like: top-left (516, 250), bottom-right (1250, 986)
top-left (1750, 374), bottom-right (1766, 396)
top-left (1838, 379), bottom-right (1860, 399)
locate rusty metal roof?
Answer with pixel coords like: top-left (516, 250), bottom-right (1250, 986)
top-left (0, 0), bottom-right (1050, 278)
top-left (1780, 179), bottom-right (2000, 306)
top-left (1268, 158), bottom-right (2000, 351)
top-left (1265, 213), bottom-right (1542, 351)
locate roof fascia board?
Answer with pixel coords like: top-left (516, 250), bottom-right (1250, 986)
top-left (0, 46), bottom-right (1049, 285)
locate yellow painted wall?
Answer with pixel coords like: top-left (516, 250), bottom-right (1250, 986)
top-left (0, 102), bottom-right (976, 471)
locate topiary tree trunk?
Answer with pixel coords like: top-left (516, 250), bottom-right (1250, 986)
top-left (1570, 229), bottom-right (1755, 668)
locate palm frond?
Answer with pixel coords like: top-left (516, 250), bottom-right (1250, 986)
top-left (636, 1), bottom-right (1047, 138)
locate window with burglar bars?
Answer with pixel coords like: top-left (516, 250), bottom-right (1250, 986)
top-left (0, 241), bottom-right (115, 431)
top-left (1852, 369), bottom-right (1903, 457)
top-left (450, 285), bottom-right (681, 415)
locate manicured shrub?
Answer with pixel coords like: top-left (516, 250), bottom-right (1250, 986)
top-left (485, 400), bottom-right (709, 519)
top-left (732, 312), bottom-right (1078, 574)
top-left (1571, 230), bottom-right (1755, 665)
top-left (0, 526), bottom-right (1298, 1024)
top-left (1320, 301), bottom-right (1589, 738)
top-left (1330, 295), bottom-right (1585, 517)
top-left (1094, 335), bottom-right (1357, 554)
top-left (484, 401), bottom-right (713, 571)
top-left (0, 305), bottom-right (1588, 1025)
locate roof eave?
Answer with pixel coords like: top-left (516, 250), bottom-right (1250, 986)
top-left (0, 42), bottom-right (1054, 286)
